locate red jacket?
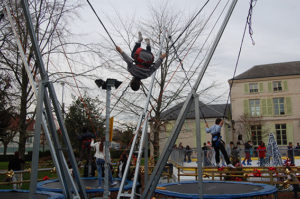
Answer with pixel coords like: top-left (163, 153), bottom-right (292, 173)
top-left (258, 145), bottom-right (266, 158)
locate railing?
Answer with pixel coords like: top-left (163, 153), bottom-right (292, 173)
top-left (176, 166), bottom-right (300, 186)
top-left (169, 147), bottom-right (300, 166)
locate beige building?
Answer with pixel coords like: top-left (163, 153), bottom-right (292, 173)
top-left (154, 101), bottom-right (231, 154)
top-left (230, 61), bottom-right (300, 146)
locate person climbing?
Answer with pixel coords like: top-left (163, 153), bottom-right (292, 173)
top-left (116, 32), bottom-right (167, 91)
top-left (205, 118), bottom-right (234, 168)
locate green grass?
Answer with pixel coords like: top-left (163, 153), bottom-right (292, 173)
top-left (0, 161), bottom-right (58, 190)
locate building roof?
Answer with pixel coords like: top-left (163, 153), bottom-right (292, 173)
top-left (234, 61), bottom-right (300, 80)
top-left (160, 101), bottom-right (231, 121)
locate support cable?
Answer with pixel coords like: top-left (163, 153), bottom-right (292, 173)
top-left (223, 0), bottom-right (258, 118)
top-left (86, 0), bottom-right (117, 47)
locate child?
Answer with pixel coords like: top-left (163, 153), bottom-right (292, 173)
top-left (257, 141), bottom-right (266, 166)
top-left (205, 118), bottom-right (234, 168)
top-left (116, 32), bottom-right (167, 91)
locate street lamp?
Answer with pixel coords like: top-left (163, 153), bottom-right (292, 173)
top-left (95, 78), bottom-right (122, 198)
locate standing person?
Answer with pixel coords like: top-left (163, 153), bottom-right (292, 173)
top-left (242, 141), bottom-right (252, 166)
top-left (178, 142), bottom-right (184, 150)
top-left (184, 145), bottom-right (192, 163)
top-left (90, 138), bottom-right (117, 187)
top-left (257, 141), bottom-right (266, 166)
top-left (116, 32), bottom-right (167, 91)
top-left (8, 151), bottom-right (25, 189)
top-left (206, 141), bottom-right (214, 166)
top-left (117, 154), bottom-right (128, 179)
top-left (226, 141), bottom-right (234, 158)
top-left (287, 142), bottom-right (295, 166)
top-left (205, 118), bottom-right (234, 168)
top-left (295, 143), bottom-right (300, 156)
top-left (202, 143), bottom-right (210, 166)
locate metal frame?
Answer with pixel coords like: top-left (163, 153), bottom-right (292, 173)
top-left (117, 29), bottom-right (167, 199)
top-left (5, 1), bottom-right (88, 198)
top-left (142, 0), bottom-right (238, 198)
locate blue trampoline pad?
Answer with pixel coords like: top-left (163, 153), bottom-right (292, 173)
top-left (155, 180), bottom-right (277, 199)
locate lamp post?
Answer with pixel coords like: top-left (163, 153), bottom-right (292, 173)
top-left (95, 78), bottom-right (121, 198)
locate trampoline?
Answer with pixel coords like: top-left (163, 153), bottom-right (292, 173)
top-left (37, 177), bottom-right (133, 193)
top-left (0, 189), bottom-right (64, 199)
top-left (155, 181), bottom-right (277, 199)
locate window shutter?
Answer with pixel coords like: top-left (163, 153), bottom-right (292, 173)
top-left (267, 98), bottom-right (273, 116)
top-left (287, 123), bottom-right (294, 144)
top-left (285, 97), bottom-right (292, 115)
top-left (283, 80), bottom-right (288, 91)
top-left (244, 100), bottom-right (249, 115)
top-left (261, 99), bottom-right (267, 116)
top-left (259, 82), bottom-right (264, 93)
top-left (244, 84), bottom-right (249, 94)
top-left (268, 82), bottom-right (272, 92)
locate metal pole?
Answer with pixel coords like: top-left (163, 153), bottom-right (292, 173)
top-left (142, 1), bottom-right (238, 198)
top-left (194, 94), bottom-right (203, 199)
top-left (4, 5), bottom-right (66, 197)
top-left (131, 114), bottom-right (149, 198)
top-left (20, 1), bottom-right (87, 198)
top-left (61, 82), bottom-right (65, 119)
top-left (29, 81), bottom-right (44, 199)
top-left (117, 28), bottom-right (167, 199)
top-left (144, 122), bottom-right (149, 184)
top-left (104, 86), bottom-right (112, 198)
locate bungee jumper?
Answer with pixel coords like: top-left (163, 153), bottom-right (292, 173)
top-left (116, 32), bottom-right (167, 91)
top-left (205, 118), bottom-right (235, 168)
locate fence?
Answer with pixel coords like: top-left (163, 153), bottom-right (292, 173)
top-left (176, 166), bottom-right (300, 187)
top-left (169, 147), bottom-right (300, 166)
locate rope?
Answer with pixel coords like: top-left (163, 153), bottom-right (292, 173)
top-left (151, 0), bottom-right (226, 124)
top-left (223, 0), bottom-right (258, 118)
top-left (169, 0), bottom-right (211, 49)
top-left (86, 0), bottom-right (117, 47)
top-left (247, 0), bottom-right (258, 45)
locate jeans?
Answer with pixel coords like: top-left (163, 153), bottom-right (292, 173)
top-left (213, 143), bottom-right (230, 165)
top-left (96, 158), bottom-right (113, 186)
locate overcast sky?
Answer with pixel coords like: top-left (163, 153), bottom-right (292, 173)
top-left (55, 0), bottom-right (300, 121)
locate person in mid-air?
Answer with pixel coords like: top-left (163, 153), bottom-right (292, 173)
top-left (116, 32), bottom-right (167, 91)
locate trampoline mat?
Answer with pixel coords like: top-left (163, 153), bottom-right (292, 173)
top-left (0, 192), bottom-right (48, 199)
top-left (163, 182), bottom-right (264, 195)
top-left (43, 179), bottom-right (124, 189)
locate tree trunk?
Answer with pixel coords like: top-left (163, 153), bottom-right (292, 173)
top-left (3, 142), bottom-right (8, 156)
top-left (18, 66), bottom-right (29, 159)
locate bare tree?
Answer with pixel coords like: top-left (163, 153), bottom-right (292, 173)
top-left (0, 0), bottom-right (104, 158)
top-left (236, 114), bottom-right (269, 145)
top-left (92, 3), bottom-right (225, 161)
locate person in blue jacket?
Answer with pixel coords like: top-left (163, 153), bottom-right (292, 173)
top-left (205, 118), bottom-right (234, 168)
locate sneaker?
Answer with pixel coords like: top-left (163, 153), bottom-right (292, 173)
top-left (145, 38), bottom-right (150, 45)
top-left (110, 181), bottom-right (118, 186)
top-left (216, 163), bottom-right (221, 168)
top-left (138, 32), bottom-right (143, 42)
top-left (227, 164), bottom-right (235, 168)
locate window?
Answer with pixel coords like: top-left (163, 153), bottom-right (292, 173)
top-left (251, 125), bottom-right (262, 145)
top-left (249, 99), bottom-right (260, 116)
top-left (273, 81), bottom-right (282, 92)
top-left (273, 97), bottom-right (285, 115)
top-left (275, 124), bottom-right (287, 145)
top-left (249, 83), bottom-right (258, 93)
